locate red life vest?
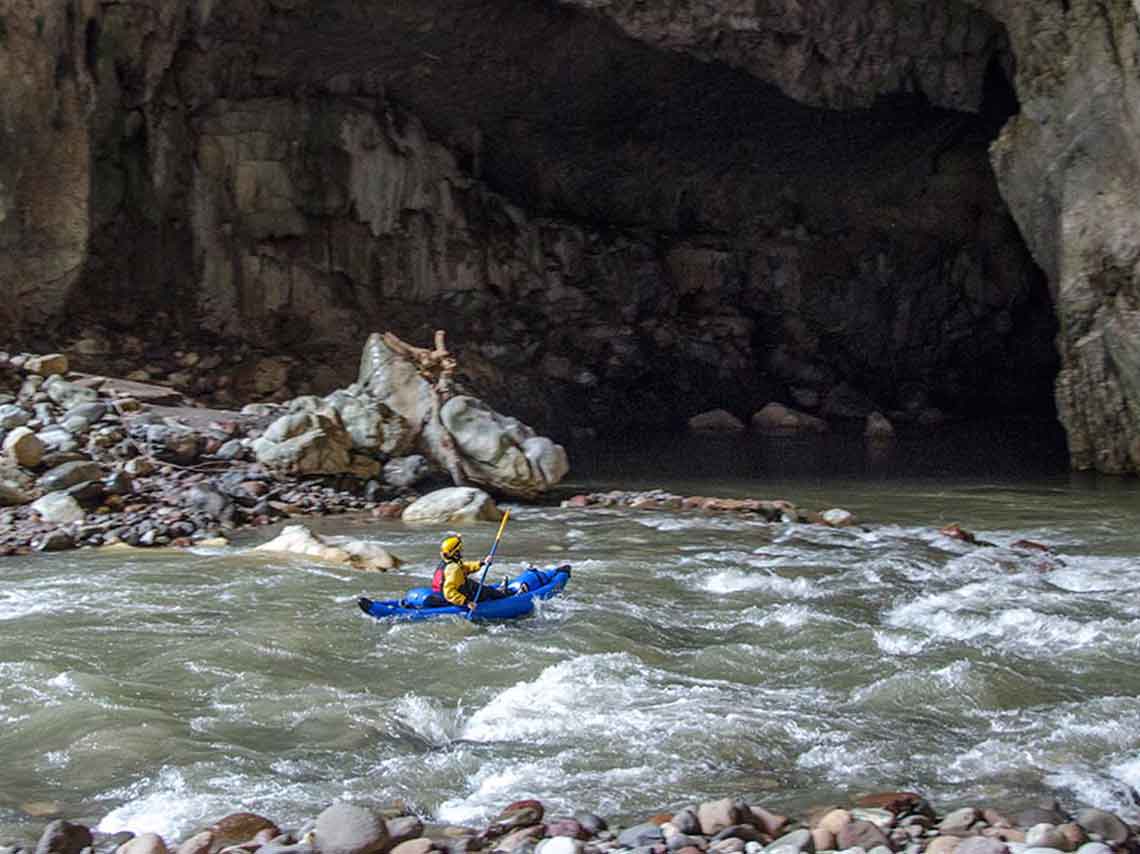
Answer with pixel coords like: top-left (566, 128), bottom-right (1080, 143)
top-left (431, 560), bottom-right (447, 592)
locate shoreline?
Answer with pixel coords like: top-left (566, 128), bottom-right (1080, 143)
top-left (2, 791), bottom-right (1136, 854)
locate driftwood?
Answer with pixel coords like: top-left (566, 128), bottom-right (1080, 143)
top-left (382, 330), bottom-right (466, 486)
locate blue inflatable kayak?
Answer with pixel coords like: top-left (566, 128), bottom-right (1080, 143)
top-left (357, 565), bottom-right (571, 622)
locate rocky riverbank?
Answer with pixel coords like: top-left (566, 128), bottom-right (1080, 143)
top-left (0, 334), bottom-right (565, 555)
top-left (3, 792), bottom-right (1136, 854)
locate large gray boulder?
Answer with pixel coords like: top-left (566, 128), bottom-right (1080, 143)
top-left (357, 335), bottom-right (569, 498)
top-left (439, 395), bottom-right (569, 497)
top-left (252, 410), bottom-right (353, 475)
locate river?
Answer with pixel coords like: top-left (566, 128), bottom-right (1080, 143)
top-left (2, 420), bottom-right (1140, 843)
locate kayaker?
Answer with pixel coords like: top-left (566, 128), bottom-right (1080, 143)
top-left (433, 533), bottom-right (510, 612)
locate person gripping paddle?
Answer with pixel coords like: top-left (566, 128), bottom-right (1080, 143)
top-left (428, 510), bottom-right (512, 615)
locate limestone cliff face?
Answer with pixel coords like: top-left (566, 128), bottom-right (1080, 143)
top-left (983, 0), bottom-right (1140, 473)
top-left (1, 0), bottom-right (1131, 470)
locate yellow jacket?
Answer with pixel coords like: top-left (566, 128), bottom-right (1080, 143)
top-left (442, 558), bottom-right (484, 607)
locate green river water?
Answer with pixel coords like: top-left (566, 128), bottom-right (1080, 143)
top-left (2, 420), bottom-right (1140, 843)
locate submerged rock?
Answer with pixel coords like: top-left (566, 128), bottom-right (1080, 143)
top-left (254, 525), bottom-right (401, 571)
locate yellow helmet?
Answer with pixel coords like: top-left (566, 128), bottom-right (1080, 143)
top-left (440, 534), bottom-right (463, 561)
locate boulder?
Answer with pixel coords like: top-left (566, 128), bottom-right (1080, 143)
top-left (327, 392), bottom-right (415, 456)
top-left (252, 410), bottom-right (353, 475)
top-left (357, 334), bottom-right (568, 497)
top-left (314, 802), bottom-right (389, 854)
top-left (698, 799), bottom-right (745, 837)
top-left (751, 403), bottom-right (828, 433)
top-left (688, 409), bottom-right (746, 432)
top-left (401, 487), bottom-right (500, 524)
top-left (207, 814), bottom-right (279, 853)
top-left (438, 395), bottom-right (569, 496)
top-left (0, 480), bottom-right (34, 506)
top-left (43, 376), bottom-right (97, 410)
top-left (864, 411), bottom-right (896, 439)
top-left (118, 834), bottom-right (169, 854)
top-left (254, 525), bottom-right (401, 570)
top-left (4, 426), bottom-right (45, 468)
top-left (34, 819), bottom-right (91, 854)
top-left (1074, 810), bottom-right (1129, 845)
top-left (383, 455), bottom-right (430, 489)
top-left (0, 404), bottom-right (30, 429)
top-left (32, 493), bottom-right (85, 524)
top-left (25, 354), bottom-right (69, 377)
top-left (39, 461), bottom-right (102, 492)
top-left (820, 508), bottom-right (857, 527)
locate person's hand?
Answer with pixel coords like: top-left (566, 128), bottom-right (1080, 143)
top-left (468, 602), bottom-right (477, 614)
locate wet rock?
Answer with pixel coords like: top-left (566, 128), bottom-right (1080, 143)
top-left (254, 525), bottom-right (401, 570)
top-left (204, 816), bottom-right (279, 854)
top-left (124, 458), bottom-right (155, 477)
top-left (618, 825), bottom-right (665, 848)
top-left (441, 395), bottom-right (570, 496)
top-left (25, 354), bottom-right (69, 377)
top-left (709, 840), bottom-right (745, 854)
top-left (40, 461), bottom-right (102, 493)
top-left (762, 830), bottom-right (813, 854)
top-left (1074, 844), bottom-right (1113, 854)
top-left (401, 487), bottom-right (500, 524)
top-left (146, 425), bottom-right (201, 466)
top-left (939, 809), bottom-right (980, 836)
top-left (815, 809), bottom-right (852, 836)
top-left (809, 830), bottom-right (833, 852)
top-left (66, 402), bottom-right (107, 424)
top-left (1073, 810), bottom-right (1128, 845)
top-left (1026, 826), bottom-right (1069, 851)
top-left (384, 818), bottom-right (423, 848)
top-left (924, 838), bottom-right (961, 854)
top-left (252, 411), bottom-right (353, 475)
top-left (390, 842), bottom-right (434, 854)
top-left (43, 377), bottom-right (97, 410)
top-left (4, 427), bottom-right (45, 468)
top-left (215, 440), bottom-right (247, 461)
top-left (314, 802), bottom-right (389, 854)
top-left (955, 840), bottom-right (1008, 854)
top-left (66, 480), bottom-right (105, 504)
top-left (864, 412), bottom-right (896, 439)
top-left (820, 508), bottom-right (857, 527)
top-left (698, 800), bottom-right (745, 837)
top-left (37, 428), bottom-right (79, 454)
top-left (535, 839), bottom-right (583, 854)
top-left (93, 831), bottom-right (135, 854)
top-left (688, 409), bottom-right (746, 432)
top-left (103, 472), bottom-right (134, 496)
top-left (119, 834), bottom-right (169, 854)
top-left (545, 820), bottom-right (586, 840)
top-left (492, 828), bottom-right (543, 853)
top-left (671, 811), bottom-right (701, 837)
top-left (837, 821), bottom-right (889, 851)
top-left (0, 481), bottom-right (33, 506)
top-left (0, 405), bottom-right (30, 430)
top-left (713, 828), bottom-right (764, 845)
top-left (747, 807), bottom-right (787, 838)
top-left (34, 820), bottom-right (92, 854)
top-left (31, 493), bottom-right (85, 524)
top-left (751, 403), bottom-right (828, 433)
top-left (185, 484), bottom-right (234, 520)
top-left (575, 815), bottom-right (607, 836)
top-left (383, 455), bottom-right (430, 489)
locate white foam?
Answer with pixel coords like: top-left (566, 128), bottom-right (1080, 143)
top-left (698, 569), bottom-right (827, 598)
top-left (97, 768), bottom-right (218, 839)
top-left (394, 695), bottom-right (462, 746)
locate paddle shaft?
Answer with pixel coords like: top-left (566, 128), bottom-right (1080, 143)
top-left (469, 509), bottom-right (510, 612)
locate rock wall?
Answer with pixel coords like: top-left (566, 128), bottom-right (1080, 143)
top-left (2, 0), bottom-right (1131, 469)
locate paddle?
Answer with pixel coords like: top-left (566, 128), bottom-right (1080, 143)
top-left (468, 509), bottom-right (510, 617)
